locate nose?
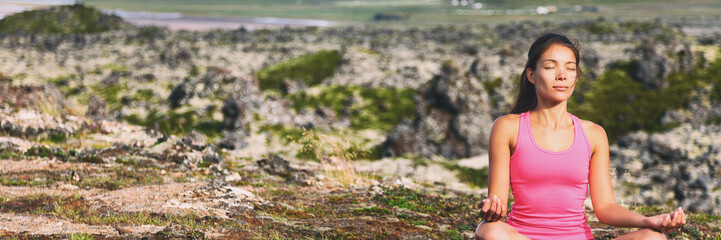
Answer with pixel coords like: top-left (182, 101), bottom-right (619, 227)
top-left (556, 70), bottom-right (566, 81)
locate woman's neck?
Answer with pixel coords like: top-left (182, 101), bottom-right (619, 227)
top-left (531, 101), bottom-right (570, 130)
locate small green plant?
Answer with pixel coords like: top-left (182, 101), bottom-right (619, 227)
top-left (352, 206), bottom-right (391, 216)
top-left (69, 233), bottom-right (94, 240)
top-left (48, 133), bottom-right (68, 144)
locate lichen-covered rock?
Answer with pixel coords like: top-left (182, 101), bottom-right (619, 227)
top-left (611, 124), bottom-right (721, 214)
top-left (0, 109), bottom-right (83, 139)
top-left (382, 61), bottom-right (493, 159)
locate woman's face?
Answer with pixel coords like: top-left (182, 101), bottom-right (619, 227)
top-left (526, 44), bottom-right (578, 104)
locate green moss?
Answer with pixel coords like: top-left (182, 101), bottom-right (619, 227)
top-left (69, 233), bottom-right (94, 240)
top-left (47, 74), bottom-right (81, 96)
top-left (256, 50), bottom-right (343, 91)
top-left (352, 206), bottom-right (391, 216)
top-left (0, 4), bottom-right (126, 34)
top-left (258, 124), bottom-right (306, 144)
top-left (570, 57), bottom-right (718, 142)
top-left (286, 85), bottom-right (416, 131)
top-left (48, 133), bottom-right (68, 144)
top-left (123, 110), bottom-right (222, 138)
top-left (91, 83), bottom-right (126, 111)
top-left (132, 89), bottom-right (155, 102)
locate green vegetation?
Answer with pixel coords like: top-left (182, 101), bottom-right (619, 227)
top-left (0, 4), bottom-right (126, 34)
top-left (69, 233), bottom-right (95, 240)
top-left (352, 206), bottom-right (392, 216)
top-left (91, 83), bottom-right (126, 112)
top-left (290, 128), bottom-right (380, 162)
top-left (571, 55), bottom-right (721, 142)
top-left (256, 50), bottom-right (343, 91)
top-left (132, 89), bottom-right (156, 102)
top-left (123, 110), bottom-right (223, 139)
top-left (47, 74), bottom-right (84, 97)
top-left (287, 85), bottom-right (416, 131)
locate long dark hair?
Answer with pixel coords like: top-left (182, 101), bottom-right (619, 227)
top-left (510, 33), bottom-right (581, 114)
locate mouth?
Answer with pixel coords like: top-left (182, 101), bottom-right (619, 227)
top-left (553, 86), bottom-right (569, 91)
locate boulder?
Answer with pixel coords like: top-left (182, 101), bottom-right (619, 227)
top-left (382, 61), bottom-right (493, 159)
top-left (611, 124), bottom-right (721, 214)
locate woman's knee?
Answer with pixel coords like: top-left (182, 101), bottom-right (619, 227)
top-left (475, 221), bottom-right (514, 240)
top-left (636, 228), bottom-right (667, 240)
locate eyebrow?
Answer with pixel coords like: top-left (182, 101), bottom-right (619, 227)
top-left (542, 59), bottom-right (577, 64)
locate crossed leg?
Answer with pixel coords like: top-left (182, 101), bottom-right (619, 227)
top-left (613, 228), bottom-right (667, 240)
top-left (474, 221), bottom-right (531, 240)
top-left (475, 221), bottom-right (667, 240)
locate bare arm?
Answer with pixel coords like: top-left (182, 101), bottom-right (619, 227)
top-left (587, 122), bottom-right (686, 232)
top-left (478, 115), bottom-right (516, 221)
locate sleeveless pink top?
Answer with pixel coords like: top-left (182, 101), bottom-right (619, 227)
top-left (506, 111), bottom-right (594, 240)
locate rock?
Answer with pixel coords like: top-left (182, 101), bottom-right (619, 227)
top-left (114, 224), bottom-right (165, 237)
top-left (611, 124), bottom-right (721, 214)
top-left (0, 109), bottom-right (82, 139)
top-left (382, 60), bottom-right (493, 159)
top-left (167, 83), bottom-right (193, 109)
top-left (257, 154), bottom-right (291, 177)
top-left (224, 172), bottom-right (242, 182)
top-left (182, 130), bottom-right (207, 150)
top-left (257, 155), bottom-right (315, 185)
top-left (221, 97), bottom-right (247, 131)
top-left (218, 130), bottom-right (247, 150)
top-left (0, 136), bottom-right (35, 153)
top-left (86, 95), bottom-right (107, 120)
top-left (153, 224), bottom-right (204, 239)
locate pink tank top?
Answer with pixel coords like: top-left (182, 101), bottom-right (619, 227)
top-left (506, 111), bottom-right (594, 240)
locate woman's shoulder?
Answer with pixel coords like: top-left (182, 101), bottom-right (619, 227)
top-left (577, 117), bottom-right (608, 143)
top-left (491, 114), bottom-right (522, 133)
top-left (493, 114), bottom-right (522, 127)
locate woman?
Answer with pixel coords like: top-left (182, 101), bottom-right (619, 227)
top-left (474, 33), bottom-right (687, 240)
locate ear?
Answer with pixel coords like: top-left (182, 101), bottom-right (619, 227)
top-left (526, 68), bottom-right (535, 85)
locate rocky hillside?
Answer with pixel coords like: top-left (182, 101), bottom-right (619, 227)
top-left (1, 4), bottom-right (721, 239)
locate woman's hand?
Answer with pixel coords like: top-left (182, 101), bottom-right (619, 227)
top-left (477, 195), bottom-right (507, 222)
top-left (642, 207), bottom-right (687, 233)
